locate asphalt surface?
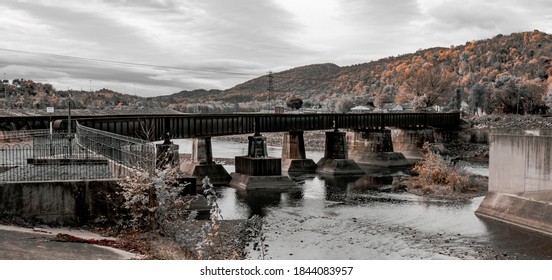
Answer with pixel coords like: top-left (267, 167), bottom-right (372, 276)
top-left (0, 225), bottom-right (138, 260)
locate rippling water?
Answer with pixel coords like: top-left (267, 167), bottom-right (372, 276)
top-left (171, 138), bottom-right (552, 260)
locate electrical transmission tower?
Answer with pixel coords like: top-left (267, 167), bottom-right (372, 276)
top-left (267, 70), bottom-right (273, 109)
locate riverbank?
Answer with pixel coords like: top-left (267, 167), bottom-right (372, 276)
top-left (0, 214), bottom-right (255, 260)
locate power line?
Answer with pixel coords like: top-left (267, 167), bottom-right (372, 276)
top-left (0, 47), bottom-right (342, 85)
top-left (0, 47), bottom-right (262, 77)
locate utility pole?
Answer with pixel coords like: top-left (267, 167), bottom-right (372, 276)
top-left (67, 97), bottom-right (74, 156)
top-left (3, 73), bottom-right (5, 108)
top-left (267, 71), bottom-right (273, 110)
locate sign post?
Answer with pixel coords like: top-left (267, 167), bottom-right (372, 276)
top-left (47, 107), bottom-right (54, 156)
top-left (47, 107), bottom-right (54, 134)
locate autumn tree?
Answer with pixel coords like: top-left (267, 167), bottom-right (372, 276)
top-left (399, 66), bottom-right (455, 110)
top-left (374, 85), bottom-right (396, 108)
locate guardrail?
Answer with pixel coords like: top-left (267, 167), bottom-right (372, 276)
top-left (0, 126), bottom-right (156, 183)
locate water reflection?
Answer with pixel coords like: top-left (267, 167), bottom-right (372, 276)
top-left (235, 189), bottom-right (293, 217)
top-left (215, 172), bottom-right (552, 259)
top-left (171, 139), bottom-right (550, 259)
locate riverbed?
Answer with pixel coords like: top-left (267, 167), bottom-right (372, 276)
top-left (171, 138), bottom-right (552, 260)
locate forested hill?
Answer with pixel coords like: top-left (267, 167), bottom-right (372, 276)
top-left (219, 30), bottom-right (552, 113)
top-left (2, 31), bottom-right (551, 114)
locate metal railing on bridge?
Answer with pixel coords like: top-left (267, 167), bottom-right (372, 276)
top-left (0, 124), bottom-right (156, 183)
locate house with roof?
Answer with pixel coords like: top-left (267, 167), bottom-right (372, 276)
top-left (401, 102), bottom-right (414, 112)
top-left (380, 102), bottom-right (403, 113)
top-left (350, 104), bottom-right (375, 113)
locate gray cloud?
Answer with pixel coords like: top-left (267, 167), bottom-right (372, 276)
top-left (0, 0), bottom-right (550, 96)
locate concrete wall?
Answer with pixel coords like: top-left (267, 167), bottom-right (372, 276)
top-left (489, 132), bottom-right (552, 193)
top-left (0, 180), bottom-right (122, 225)
top-left (477, 129), bottom-right (552, 236)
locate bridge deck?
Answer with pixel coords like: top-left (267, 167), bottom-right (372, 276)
top-left (76, 113), bottom-right (459, 140)
top-left (2, 112), bottom-right (460, 140)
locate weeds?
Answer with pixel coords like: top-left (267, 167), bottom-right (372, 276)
top-left (412, 142), bottom-right (468, 192)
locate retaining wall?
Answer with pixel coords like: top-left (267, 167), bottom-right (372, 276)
top-left (0, 180), bottom-right (122, 225)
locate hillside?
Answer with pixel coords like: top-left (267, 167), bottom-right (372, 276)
top-left (2, 31), bottom-right (551, 114)
top-left (220, 30), bottom-right (552, 113)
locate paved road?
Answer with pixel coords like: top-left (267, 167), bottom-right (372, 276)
top-left (0, 225), bottom-right (137, 260)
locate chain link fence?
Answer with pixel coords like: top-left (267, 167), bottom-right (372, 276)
top-left (0, 123), bottom-right (156, 182)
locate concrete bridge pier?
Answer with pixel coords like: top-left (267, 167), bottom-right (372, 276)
top-left (476, 130), bottom-right (552, 236)
top-left (391, 128), bottom-right (434, 160)
top-left (156, 136), bottom-right (179, 168)
top-left (229, 134), bottom-right (296, 190)
top-left (316, 130), bottom-right (364, 176)
top-left (180, 137), bottom-right (231, 186)
top-left (281, 130), bottom-right (317, 175)
top-left (347, 129), bottom-right (410, 167)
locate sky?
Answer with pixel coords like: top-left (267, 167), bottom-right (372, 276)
top-left (0, 0), bottom-right (551, 97)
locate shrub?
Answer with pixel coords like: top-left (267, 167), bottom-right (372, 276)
top-left (412, 142), bottom-right (468, 191)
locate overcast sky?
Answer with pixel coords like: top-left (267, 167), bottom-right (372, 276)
top-left (0, 0), bottom-right (551, 97)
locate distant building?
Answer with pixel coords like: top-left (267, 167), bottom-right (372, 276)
top-left (401, 102), bottom-right (414, 112)
top-left (460, 101), bottom-right (470, 113)
top-left (350, 104), bottom-right (375, 113)
top-left (380, 103), bottom-right (403, 113)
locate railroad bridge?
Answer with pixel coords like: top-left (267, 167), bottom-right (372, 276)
top-left (1, 111), bottom-right (460, 189)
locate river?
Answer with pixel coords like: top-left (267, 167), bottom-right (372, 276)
top-left (171, 138), bottom-right (552, 260)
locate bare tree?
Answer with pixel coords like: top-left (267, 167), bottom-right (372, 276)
top-left (334, 97), bottom-right (354, 113)
top-left (401, 67), bottom-right (455, 110)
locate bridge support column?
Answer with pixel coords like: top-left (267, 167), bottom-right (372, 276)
top-left (180, 137), bottom-right (231, 186)
top-left (316, 131), bottom-right (364, 176)
top-left (391, 128), bottom-right (434, 160)
top-left (347, 129), bottom-right (410, 167)
top-left (156, 137), bottom-right (179, 168)
top-left (281, 131), bottom-right (317, 175)
top-left (230, 134), bottom-right (296, 190)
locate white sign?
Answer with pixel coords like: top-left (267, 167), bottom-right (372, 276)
top-left (46, 107), bottom-right (54, 113)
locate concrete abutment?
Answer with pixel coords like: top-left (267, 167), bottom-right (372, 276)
top-left (476, 130), bottom-right (552, 236)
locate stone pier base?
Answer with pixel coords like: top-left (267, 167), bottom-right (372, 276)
top-left (347, 129), bottom-right (410, 167)
top-left (230, 156), bottom-right (295, 190)
top-left (180, 162), bottom-right (231, 186)
top-left (281, 131), bottom-right (317, 175)
top-left (282, 159), bottom-right (317, 175)
top-left (316, 131), bottom-right (364, 176)
top-left (229, 173), bottom-right (296, 190)
top-left (316, 158), bottom-right (365, 176)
